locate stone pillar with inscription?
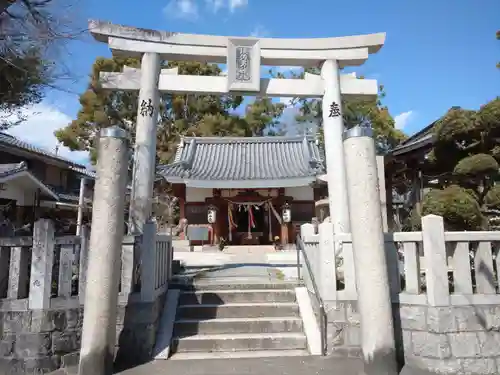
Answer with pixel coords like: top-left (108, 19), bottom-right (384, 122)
top-left (79, 127), bottom-right (129, 375)
top-left (128, 52), bottom-right (161, 234)
top-left (320, 59), bottom-right (350, 234)
top-left (344, 126), bottom-right (397, 375)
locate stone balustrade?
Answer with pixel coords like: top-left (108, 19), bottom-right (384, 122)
top-left (300, 214), bottom-right (500, 374)
top-left (0, 219), bottom-right (173, 374)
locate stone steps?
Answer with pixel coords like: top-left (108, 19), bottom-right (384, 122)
top-left (173, 316), bottom-right (303, 336)
top-left (168, 283), bottom-right (309, 360)
top-left (177, 302), bottom-right (300, 319)
top-left (172, 332), bottom-right (307, 353)
top-left (178, 289), bottom-right (297, 304)
top-left (171, 281), bottom-right (300, 290)
top-left (168, 349), bottom-right (310, 360)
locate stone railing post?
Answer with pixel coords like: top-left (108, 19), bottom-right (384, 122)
top-left (421, 214), bottom-right (450, 306)
top-left (318, 221), bottom-right (337, 302)
top-left (78, 225), bottom-right (90, 304)
top-left (29, 219), bottom-right (55, 309)
top-left (79, 126), bottom-right (129, 375)
top-left (120, 235), bottom-right (137, 298)
top-left (299, 223), bottom-right (315, 288)
top-left (344, 126), bottom-right (397, 375)
top-left (140, 220), bottom-right (158, 302)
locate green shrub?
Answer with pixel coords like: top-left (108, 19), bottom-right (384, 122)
top-left (454, 154), bottom-right (499, 177)
top-left (485, 184), bottom-right (500, 208)
top-left (422, 186), bottom-right (484, 230)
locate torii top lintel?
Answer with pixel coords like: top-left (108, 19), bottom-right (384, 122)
top-left (88, 19), bottom-right (386, 68)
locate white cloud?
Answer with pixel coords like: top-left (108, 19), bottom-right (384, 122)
top-left (229, 0), bottom-right (248, 12)
top-left (205, 0), bottom-right (224, 13)
top-left (3, 103), bottom-right (90, 165)
top-left (205, 0), bottom-right (247, 14)
top-left (164, 0), bottom-right (199, 20)
top-left (394, 110), bottom-right (414, 130)
top-left (250, 24), bottom-right (269, 38)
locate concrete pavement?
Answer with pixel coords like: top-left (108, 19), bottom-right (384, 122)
top-left (116, 355), bottom-right (364, 375)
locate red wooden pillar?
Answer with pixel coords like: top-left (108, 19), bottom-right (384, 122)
top-left (172, 184), bottom-right (186, 239)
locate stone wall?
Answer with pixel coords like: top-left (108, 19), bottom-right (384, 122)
top-left (321, 300), bottom-right (500, 374)
top-left (324, 300), bottom-right (362, 358)
top-left (0, 293), bottom-right (166, 375)
top-left (114, 293), bottom-right (166, 371)
top-left (395, 303), bottom-right (500, 375)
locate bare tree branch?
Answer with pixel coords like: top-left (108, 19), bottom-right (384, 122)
top-left (0, 0), bottom-right (87, 128)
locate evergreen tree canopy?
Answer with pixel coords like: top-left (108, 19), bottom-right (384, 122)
top-left (421, 98), bottom-right (500, 230)
top-left (55, 57), bottom-right (286, 164)
top-left (270, 67), bottom-right (406, 154)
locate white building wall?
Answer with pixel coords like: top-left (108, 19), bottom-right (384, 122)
top-left (0, 181), bottom-right (35, 206)
top-left (186, 187), bottom-right (213, 202)
top-left (285, 186), bottom-right (314, 201)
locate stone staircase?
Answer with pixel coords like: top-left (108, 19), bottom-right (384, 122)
top-left (168, 282), bottom-right (309, 360)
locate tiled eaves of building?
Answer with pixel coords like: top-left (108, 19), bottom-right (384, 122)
top-left (390, 122), bottom-right (436, 157)
top-left (0, 133), bottom-right (96, 202)
top-left (0, 132), bottom-right (96, 180)
top-left (157, 135), bottom-right (325, 188)
top-left (0, 161), bottom-right (60, 201)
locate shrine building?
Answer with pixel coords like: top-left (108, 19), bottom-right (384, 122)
top-left (158, 136), bottom-right (327, 246)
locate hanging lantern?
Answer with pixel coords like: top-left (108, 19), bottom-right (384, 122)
top-left (282, 202), bottom-right (291, 223)
top-left (207, 205), bottom-right (217, 224)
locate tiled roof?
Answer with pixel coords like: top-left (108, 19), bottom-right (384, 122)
top-left (0, 132), bottom-right (83, 165)
top-left (70, 166), bottom-right (96, 179)
top-left (57, 193), bottom-right (92, 204)
top-left (157, 136), bottom-right (324, 188)
top-left (0, 163), bottom-right (93, 202)
top-left (391, 122), bottom-right (435, 157)
top-left (0, 162), bottom-right (28, 178)
top-left (0, 162), bottom-right (59, 200)
top-left (0, 133), bottom-right (95, 179)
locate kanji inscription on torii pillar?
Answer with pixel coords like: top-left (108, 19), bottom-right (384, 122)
top-left (227, 37), bottom-right (261, 92)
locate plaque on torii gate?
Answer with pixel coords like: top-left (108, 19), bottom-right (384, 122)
top-left (227, 38), bottom-right (261, 92)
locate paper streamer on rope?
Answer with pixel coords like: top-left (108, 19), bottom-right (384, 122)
top-left (228, 203), bottom-right (237, 242)
top-left (269, 202), bottom-right (283, 225)
top-left (247, 205), bottom-right (256, 238)
top-left (268, 203), bottom-right (272, 242)
top-left (223, 198), bottom-right (282, 242)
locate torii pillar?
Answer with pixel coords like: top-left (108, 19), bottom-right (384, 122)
top-left (321, 60), bottom-right (351, 233)
top-left (128, 54), bottom-right (161, 234)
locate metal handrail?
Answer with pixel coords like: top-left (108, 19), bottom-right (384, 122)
top-left (295, 235), bottom-right (327, 356)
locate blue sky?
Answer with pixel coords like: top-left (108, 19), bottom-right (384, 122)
top-left (7, 0), bottom-right (500, 162)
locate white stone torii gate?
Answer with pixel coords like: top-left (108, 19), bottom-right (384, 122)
top-left (88, 20), bottom-right (385, 235)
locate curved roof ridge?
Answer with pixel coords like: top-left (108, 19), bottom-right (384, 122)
top-left (180, 135), bottom-right (318, 143)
